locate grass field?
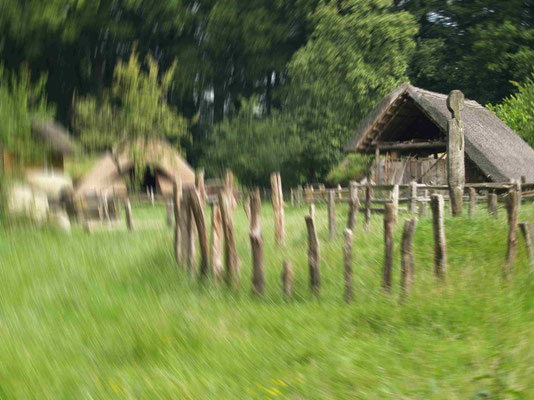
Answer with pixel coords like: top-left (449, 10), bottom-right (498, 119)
top-left (0, 201), bottom-right (533, 399)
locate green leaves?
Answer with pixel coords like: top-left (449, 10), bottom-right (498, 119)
top-left (73, 49), bottom-right (188, 152)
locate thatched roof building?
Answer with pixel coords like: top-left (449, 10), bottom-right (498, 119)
top-left (74, 138), bottom-right (195, 198)
top-left (32, 118), bottom-right (77, 156)
top-left (345, 83), bottom-right (534, 183)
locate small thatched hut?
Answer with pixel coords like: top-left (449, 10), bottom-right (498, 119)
top-left (74, 138), bottom-right (195, 198)
top-left (345, 83), bottom-right (534, 184)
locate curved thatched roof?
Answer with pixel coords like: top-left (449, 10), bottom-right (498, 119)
top-left (74, 138), bottom-right (195, 197)
top-left (345, 84), bottom-right (534, 182)
top-left (31, 118), bottom-right (77, 155)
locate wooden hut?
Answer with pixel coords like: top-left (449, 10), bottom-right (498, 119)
top-left (74, 138), bottom-right (195, 199)
top-left (344, 84), bottom-right (534, 184)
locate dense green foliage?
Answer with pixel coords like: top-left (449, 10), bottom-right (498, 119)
top-left (326, 154), bottom-right (372, 186)
top-left (0, 65), bottom-right (54, 166)
top-left (0, 202), bottom-right (533, 398)
top-left (73, 49), bottom-right (188, 152)
top-left (489, 71), bottom-right (534, 148)
top-left (2, 0), bottom-right (534, 185)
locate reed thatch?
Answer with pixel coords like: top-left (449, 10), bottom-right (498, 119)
top-left (345, 83), bottom-right (534, 182)
top-left (31, 118), bottom-right (76, 155)
top-left (74, 138), bottom-right (195, 197)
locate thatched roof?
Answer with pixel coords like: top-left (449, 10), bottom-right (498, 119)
top-left (74, 138), bottom-right (195, 197)
top-left (31, 118), bottom-right (76, 155)
top-left (345, 83), bottom-right (534, 182)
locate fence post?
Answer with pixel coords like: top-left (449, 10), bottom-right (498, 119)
top-left (305, 214), bottom-right (320, 295)
top-left (487, 193), bottom-right (498, 218)
top-left (447, 90), bottom-right (465, 217)
top-left (364, 182), bottom-right (372, 231)
top-left (173, 179), bottom-right (182, 263)
top-left (409, 180), bottom-right (417, 213)
top-left (150, 187), bottom-right (155, 207)
top-left (124, 197), bottom-right (134, 232)
top-left (469, 187), bottom-right (476, 218)
top-left (431, 194), bottom-right (447, 280)
top-left (281, 260), bottom-right (294, 298)
top-left (344, 228), bottom-right (353, 303)
top-left (189, 188), bottom-right (209, 278)
top-left (271, 172), bottom-right (285, 246)
top-left (195, 168), bottom-right (206, 205)
top-left (504, 188), bottom-right (519, 279)
top-left (347, 181), bottom-right (360, 230)
top-left (219, 190), bottom-right (240, 288)
top-left (519, 222), bottom-right (534, 272)
top-left (166, 198), bottom-right (174, 227)
top-left (418, 189), bottom-right (428, 217)
top-left (328, 190), bottom-right (336, 239)
top-left (182, 191), bottom-right (196, 275)
top-left (249, 188), bottom-right (264, 296)
top-left (382, 203), bottom-right (396, 292)
top-left (309, 203), bottom-right (315, 219)
top-left (210, 201), bottom-right (223, 278)
top-left (400, 218), bottom-right (418, 299)
top-left (337, 184), bottom-right (343, 200)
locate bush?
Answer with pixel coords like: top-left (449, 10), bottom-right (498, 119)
top-left (326, 154), bottom-right (372, 186)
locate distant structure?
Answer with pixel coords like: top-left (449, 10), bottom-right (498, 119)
top-left (344, 83), bottom-right (534, 184)
top-left (74, 138), bottom-right (195, 198)
top-left (1, 118), bottom-right (76, 174)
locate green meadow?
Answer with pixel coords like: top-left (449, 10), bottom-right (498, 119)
top-left (0, 202), bottom-right (533, 399)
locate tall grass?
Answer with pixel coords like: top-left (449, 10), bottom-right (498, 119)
top-left (0, 201), bottom-right (532, 399)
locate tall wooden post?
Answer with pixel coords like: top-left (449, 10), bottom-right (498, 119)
top-left (431, 194), bottom-right (447, 280)
top-left (281, 260), bottom-right (294, 298)
top-left (195, 168), bottom-right (206, 205)
top-left (347, 181), bottom-right (360, 230)
top-left (305, 215), bottom-right (320, 295)
top-left (219, 190), bottom-right (240, 288)
top-left (382, 203), bottom-right (396, 292)
top-left (391, 184), bottom-right (400, 215)
top-left (343, 229), bottom-right (353, 303)
top-left (447, 90), bottom-right (465, 217)
top-left (328, 190), bottom-right (336, 239)
top-left (189, 189), bottom-right (209, 278)
top-left (249, 188), bottom-right (264, 296)
top-left (487, 193), bottom-right (498, 218)
top-left (210, 202), bottom-right (223, 278)
top-left (364, 182), bottom-right (372, 231)
top-left (519, 222), bottom-right (534, 271)
top-left (409, 181), bottom-right (417, 214)
top-left (271, 172), bottom-right (285, 246)
top-left (375, 147), bottom-right (380, 184)
top-left (504, 188), bottom-right (519, 279)
top-left (400, 218), bottom-right (418, 299)
top-left (469, 187), bottom-right (476, 218)
top-left (124, 197), bottom-right (134, 232)
top-left (173, 179), bottom-right (182, 264)
top-left (183, 191), bottom-right (196, 275)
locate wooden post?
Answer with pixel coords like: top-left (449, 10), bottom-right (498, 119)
top-left (271, 172), bottom-right (285, 246)
top-left (337, 184), bottom-right (343, 200)
top-left (173, 179), bottom-right (182, 264)
top-left (519, 222), bottom-right (534, 271)
top-left (328, 190), bottom-right (336, 239)
top-left (382, 203), bottom-right (396, 292)
top-left (487, 193), bottom-right (498, 218)
top-left (431, 194), bottom-right (447, 280)
top-left (182, 192), bottom-right (196, 275)
top-left (195, 168), bottom-right (206, 205)
top-left (249, 188), bottom-right (264, 296)
top-left (418, 189), bottom-right (428, 217)
top-left (469, 187), bottom-right (476, 218)
top-left (447, 90), bottom-right (465, 217)
top-left (364, 182), bottom-right (372, 231)
top-left (210, 202), bottom-right (223, 278)
top-left (400, 218), bottom-right (418, 299)
top-left (309, 203), bottom-right (315, 219)
top-left (296, 186), bottom-right (302, 206)
top-left (124, 197), bottom-right (134, 232)
top-left (504, 188), bottom-right (519, 279)
top-left (166, 198), bottom-right (174, 227)
top-left (281, 260), bottom-right (294, 298)
top-left (409, 180), bottom-right (417, 213)
top-left (391, 184), bottom-right (400, 214)
top-left (224, 169), bottom-right (236, 212)
top-left (305, 215), bottom-right (320, 295)
top-left (343, 229), bottom-right (353, 303)
top-left (347, 181), bottom-right (360, 230)
top-left (150, 187), bottom-right (155, 206)
top-left (305, 185), bottom-right (312, 204)
top-left (219, 190), bottom-right (240, 288)
top-left (189, 188), bottom-right (209, 278)
top-left (375, 147), bottom-right (380, 184)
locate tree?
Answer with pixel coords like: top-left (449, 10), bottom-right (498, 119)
top-left (285, 0), bottom-right (417, 181)
top-left (0, 64), bottom-right (55, 167)
top-left (73, 49), bottom-right (188, 151)
top-left (489, 71), bottom-right (534, 149)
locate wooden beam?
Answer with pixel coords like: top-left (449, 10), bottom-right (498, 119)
top-left (371, 141), bottom-right (446, 151)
